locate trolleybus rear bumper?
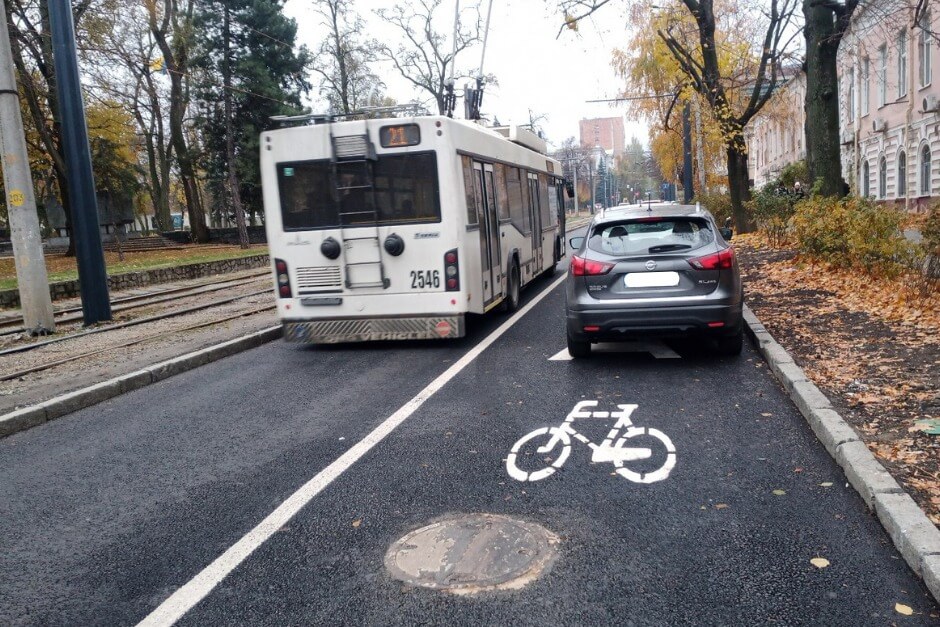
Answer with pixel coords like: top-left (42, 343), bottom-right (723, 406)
top-left (283, 315), bottom-right (465, 344)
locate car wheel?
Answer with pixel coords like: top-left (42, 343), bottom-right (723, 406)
top-left (715, 326), bottom-right (743, 357)
top-left (501, 261), bottom-right (520, 313)
top-left (567, 329), bottom-right (591, 359)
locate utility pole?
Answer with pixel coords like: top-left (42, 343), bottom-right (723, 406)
top-left (49, 0), bottom-right (111, 324)
top-left (0, 0), bottom-right (54, 334)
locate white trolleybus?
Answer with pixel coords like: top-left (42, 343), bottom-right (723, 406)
top-left (261, 109), bottom-right (568, 343)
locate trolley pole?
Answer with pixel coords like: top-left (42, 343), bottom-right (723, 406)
top-left (0, 0), bottom-right (55, 334)
top-left (48, 0), bottom-right (111, 324)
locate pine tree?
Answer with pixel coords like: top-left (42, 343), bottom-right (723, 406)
top-left (193, 0), bottom-right (310, 226)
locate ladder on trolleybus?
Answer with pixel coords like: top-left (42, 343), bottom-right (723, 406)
top-left (329, 126), bottom-right (389, 290)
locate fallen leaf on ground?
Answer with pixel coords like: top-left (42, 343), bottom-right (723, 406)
top-left (714, 503), bottom-right (729, 510)
top-left (810, 557), bottom-right (829, 568)
top-left (772, 489), bottom-right (786, 496)
top-left (820, 482), bottom-right (833, 487)
top-left (894, 603), bottom-right (914, 616)
top-left (761, 412), bottom-right (773, 417)
top-left (352, 519), bottom-right (362, 528)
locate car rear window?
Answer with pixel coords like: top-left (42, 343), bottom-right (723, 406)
top-left (587, 218), bottom-right (713, 255)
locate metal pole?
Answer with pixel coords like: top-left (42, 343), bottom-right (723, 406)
top-left (682, 102), bottom-right (693, 203)
top-left (572, 165), bottom-right (578, 215)
top-left (48, 0), bottom-right (111, 324)
top-left (0, 0), bottom-right (54, 333)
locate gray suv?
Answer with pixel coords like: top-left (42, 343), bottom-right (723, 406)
top-left (565, 204), bottom-right (743, 358)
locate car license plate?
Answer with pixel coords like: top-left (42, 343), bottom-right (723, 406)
top-left (624, 272), bottom-right (680, 288)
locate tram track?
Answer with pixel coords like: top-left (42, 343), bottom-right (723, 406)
top-left (0, 270), bottom-right (271, 337)
top-left (0, 304), bottom-right (275, 383)
top-left (0, 287), bottom-right (274, 359)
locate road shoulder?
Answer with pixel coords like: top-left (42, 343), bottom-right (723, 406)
top-left (744, 304), bottom-right (940, 602)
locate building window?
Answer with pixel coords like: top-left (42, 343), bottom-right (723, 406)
top-left (879, 156), bottom-right (887, 198)
top-left (861, 58), bottom-right (870, 116)
top-left (898, 151), bottom-right (907, 197)
top-left (878, 45), bottom-right (887, 106)
top-left (863, 160), bottom-right (870, 197)
top-left (922, 144), bottom-right (932, 195)
top-left (919, 11), bottom-right (932, 87)
top-left (898, 30), bottom-right (908, 98)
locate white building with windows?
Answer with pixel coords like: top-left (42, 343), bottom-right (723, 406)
top-left (839, 1), bottom-right (938, 209)
top-left (746, 72), bottom-right (806, 188)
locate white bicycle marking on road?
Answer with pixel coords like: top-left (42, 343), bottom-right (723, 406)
top-left (506, 401), bottom-right (677, 483)
top-left (549, 341), bottom-right (681, 361)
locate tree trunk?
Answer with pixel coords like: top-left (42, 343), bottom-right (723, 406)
top-left (149, 0), bottom-right (209, 242)
top-left (803, 0), bottom-right (846, 197)
top-left (726, 141), bottom-right (753, 232)
top-left (223, 3), bottom-right (249, 249)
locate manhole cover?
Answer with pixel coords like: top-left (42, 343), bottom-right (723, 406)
top-left (385, 513), bottom-right (558, 594)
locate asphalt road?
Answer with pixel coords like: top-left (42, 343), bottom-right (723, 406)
top-left (2, 247), bottom-right (938, 625)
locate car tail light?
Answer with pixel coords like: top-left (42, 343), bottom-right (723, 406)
top-left (274, 258), bottom-right (292, 298)
top-left (571, 255), bottom-right (614, 276)
top-left (444, 249), bottom-right (459, 291)
top-left (688, 247), bottom-right (735, 270)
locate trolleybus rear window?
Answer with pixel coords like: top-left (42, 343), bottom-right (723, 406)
top-left (277, 151), bottom-right (441, 230)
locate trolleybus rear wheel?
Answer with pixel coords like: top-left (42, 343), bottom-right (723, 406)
top-left (502, 261), bottom-right (520, 312)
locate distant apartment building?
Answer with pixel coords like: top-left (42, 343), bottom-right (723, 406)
top-left (747, 72), bottom-right (807, 188)
top-left (579, 116), bottom-right (625, 157)
top-left (840, 1), bottom-right (938, 208)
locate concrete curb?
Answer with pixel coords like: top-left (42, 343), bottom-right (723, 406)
top-left (0, 325), bottom-right (282, 439)
top-left (743, 304), bottom-right (940, 602)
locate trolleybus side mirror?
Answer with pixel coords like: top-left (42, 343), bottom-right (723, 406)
top-left (569, 236), bottom-right (585, 250)
top-left (564, 180), bottom-right (575, 198)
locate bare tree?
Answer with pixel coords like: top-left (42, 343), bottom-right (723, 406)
top-left (656, 0), bottom-right (800, 230)
top-left (312, 0), bottom-right (385, 114)
top-left (375, 0), bottom-right (483, 115)
top-left (561, 0), bottom-right (800, 230)
top-left (147, 0), bottom-right (209, 242)
top-left (84, 3), bottom-right (174, 232)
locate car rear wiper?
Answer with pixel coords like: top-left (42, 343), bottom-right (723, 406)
top-left (648, 244), bottom-right (692, 253)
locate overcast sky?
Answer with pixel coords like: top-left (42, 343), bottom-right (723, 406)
top-left (283, 0), bottom-right (650, 150)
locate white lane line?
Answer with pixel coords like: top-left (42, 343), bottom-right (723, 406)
top-left (549, 348), bottom-right (573, 361)
top-left (548, 341), bottom-right (681, 361)
top-left (137, 272), bottom-right (568, 627)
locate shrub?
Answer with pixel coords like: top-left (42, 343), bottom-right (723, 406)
top-left (790, 196), bottom-right (914, 275)
top-left (748, 187), bottom-right (796, 247)
top-left (775, 160), bottom-right (808, 190)
top-left (922, 200), bottom-right (940, 256)
top-left (693, 191), bottom-right (733, 227)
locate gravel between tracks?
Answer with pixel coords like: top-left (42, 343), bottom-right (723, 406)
top-left (2, 270), bottom-right (278, 415)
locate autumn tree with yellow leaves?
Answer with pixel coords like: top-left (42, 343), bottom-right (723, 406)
top-left (562, 0), bottom-right (800, 231)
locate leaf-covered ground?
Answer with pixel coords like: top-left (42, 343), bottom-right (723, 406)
top-left (736, 234), bottom-right (940, 527)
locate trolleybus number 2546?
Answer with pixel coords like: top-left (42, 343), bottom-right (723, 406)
top-left (260, 114), bottom-right (567, 344)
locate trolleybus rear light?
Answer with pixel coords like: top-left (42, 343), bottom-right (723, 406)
top-left (274, 258), bottom-right (292, 298)
top-left (444, 249), bottom-right (460, 292)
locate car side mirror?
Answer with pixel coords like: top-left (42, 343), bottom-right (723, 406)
top-left (719, 227), bottom-right (733, 241)
top-left (569, 236), bottom-right (585, 249)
